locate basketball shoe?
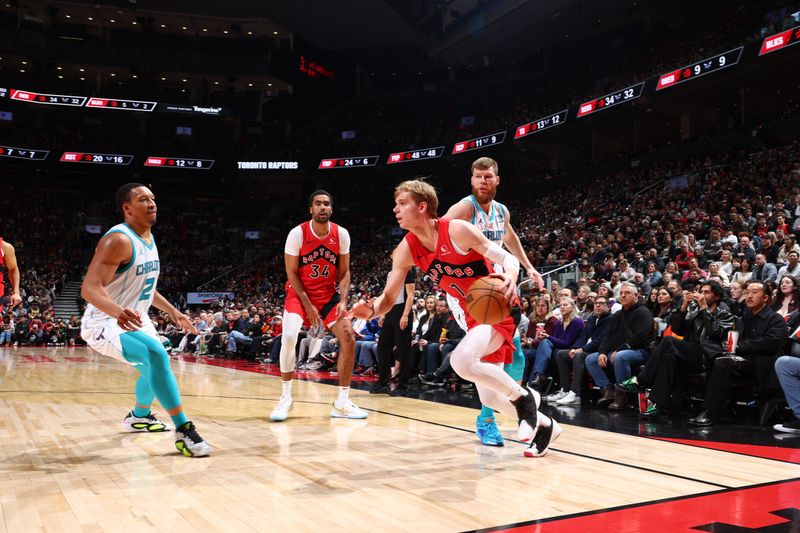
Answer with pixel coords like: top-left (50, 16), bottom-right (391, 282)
top-left (512, 386), bottom-right (540, 442)
top-left (175, 421), bottom-right (212, 457)
top-left (476, 414), bottom-right (504, 447)
top-left (123, 411), bottom-right (169, 432)
top-left (330, 399), bottom-right (368, 419)
top-left (524, 416), bottom-right (561, 458)
top-left (270, 395), bottom-right (294, 421)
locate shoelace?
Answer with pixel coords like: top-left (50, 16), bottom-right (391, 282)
top-left (180, 423), bottom-right (203, 443)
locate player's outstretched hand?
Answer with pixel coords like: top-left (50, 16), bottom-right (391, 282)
top-left (527, 268), bottom-right (544, 292)
top-left (349, 299), bottom-right (374, 320)
top-left (116, 308), bottom-right (143, 331)
top-left (488, 273), bottom-right (517, 303)
top-left (175, 312), bottom-right (198, 335)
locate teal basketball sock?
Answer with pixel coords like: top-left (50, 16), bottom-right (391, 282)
top-left (133, 375), bottom-right (154, 417)
top-left (171, 412), bottom-right (188, 428)
top-left (121, 331), bottom-right (189, 429)
top-left (479, 404), bottom-right (495, 422)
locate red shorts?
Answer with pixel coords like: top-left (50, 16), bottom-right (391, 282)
top-left (284, 288), bottom-right (342, 329)
top-left (466, 313), bottom-right (517, 364)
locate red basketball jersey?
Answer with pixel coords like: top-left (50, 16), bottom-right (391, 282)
top-left (285, 221), bottom-right (341, 303)
top-left (404, 218), bottom-right (492, 315)
top-left (0, 237), bottom-right (6, 299)
top-left (405, 219), bottom-right (517, 364)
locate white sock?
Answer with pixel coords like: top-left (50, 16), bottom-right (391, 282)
top-left (281, 380), bottom-right (292, 397)
top-left (539, 415), bottom-right (552, 428)
top-left (337, 386), bottom-right (350, 405)
top-left (507, 384), bottom-right (527, 401)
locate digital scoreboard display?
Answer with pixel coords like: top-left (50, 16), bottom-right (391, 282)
top-left (386, 146), bottom-right (445, 164)
top-left (60, 152), bottom-right (134, 165)
top-left (577, 82), bottom-right (645, 118)
top-left (0, 145), bottom-right (49, 160)
top-left (452, 131), bottom-right (506, 154)
top-left (143, 157), bottom-right (214, 169)
top-left (9, 89), bottom-right (87, 107)
top-left (759, 25), bottom-right (800, 55)
top-left (657, 47), bottom-right (744, 91)
top-left (86, 97), bottom-right (157, 112)
top-left (514, 109), bottom-right (569, 139)
top-left (318, 155), bottom-right (379, 169)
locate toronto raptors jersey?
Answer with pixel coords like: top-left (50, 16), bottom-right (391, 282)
top-left (404, 218), bottom-right (492, 318)
top-left (284, 221), bottom-right (345, 303)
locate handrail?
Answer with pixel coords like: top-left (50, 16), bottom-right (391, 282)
top-left (635, 178), bottom-right (665, 196)
top-left (537, 261), bottom-right (578, 276)
top-left (518, 261), bottom-right (578, 292)
top-left (196, 251), bottom-right (267, 290)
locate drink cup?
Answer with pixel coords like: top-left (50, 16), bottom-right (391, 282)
top-left (536, 322), bottom-right (545, 336)
top-left (726, 330), bottom-right (739, 353)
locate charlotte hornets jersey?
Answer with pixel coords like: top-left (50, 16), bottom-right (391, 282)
top-left (461, 195), bottom-right (507, 245)
top-left (83, 223), bottom-right (160, 322)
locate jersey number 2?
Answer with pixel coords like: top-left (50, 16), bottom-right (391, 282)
top-left (139, 277), bottom-right (156, 302)
top-left (309, 264), bottom-right (330, 278)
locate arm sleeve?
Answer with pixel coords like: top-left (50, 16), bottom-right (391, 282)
top-left (284, 226), bottom-right (303, 256)
top-left (339, 227), bottom-right (351, 255)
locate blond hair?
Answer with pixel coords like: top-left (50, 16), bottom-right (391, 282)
top-left (394, 179), bottom-right (439, 218)
top-left (471, 156), bottom-right (498, 175)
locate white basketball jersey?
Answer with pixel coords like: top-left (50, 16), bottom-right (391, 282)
top-left (461, 195), bottom-right (507, 245)
top-left (83, 223), bottom-right (160, 323)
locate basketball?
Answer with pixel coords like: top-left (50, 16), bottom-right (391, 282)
top-left (465, 276), bottom-right (510, 325)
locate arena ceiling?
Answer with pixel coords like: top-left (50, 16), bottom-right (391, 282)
top-left (56, 0), bottom-right (663, 61)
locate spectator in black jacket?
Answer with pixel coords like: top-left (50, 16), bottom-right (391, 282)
top-left (418, 299), bottom-right (448, 373)
top-left (586, 283), bottom-right (654, 410)
top-left (548, 296), bottom-right (612, 405)
top-left (689, 280), bottom-right (789, 427)
top-left (618, 281), bottom-right (735, 419)
top-left (420, 310), bottom-right (466, 387)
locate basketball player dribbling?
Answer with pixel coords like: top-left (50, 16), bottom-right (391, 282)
top-left (270, 190), bottom-right (368, 421)
top-left (444, 157), bottom-right (544, 447)
top-left (351, 180), bottom-right (559, 457)
top-left (81, 183), bottom-right (211, 457)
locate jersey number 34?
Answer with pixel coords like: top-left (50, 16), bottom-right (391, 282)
top-left (309, 264), bottom-right (330, 278)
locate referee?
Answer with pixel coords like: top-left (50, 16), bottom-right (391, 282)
top-left (371, 267), bottom-right (415, 396)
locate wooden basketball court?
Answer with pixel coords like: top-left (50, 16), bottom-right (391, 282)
top-left (1, 346), bottom-right (799, 532)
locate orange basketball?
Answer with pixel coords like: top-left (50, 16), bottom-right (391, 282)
top-left (465, 276), bottom-right (510, 325)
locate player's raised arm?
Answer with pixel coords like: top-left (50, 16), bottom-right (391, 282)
top-left (500, 205), bottom-right (543, 290)
top-left (449, 219), bottom-right (520, 301)
top-left (80, 233), bottom-right (143, 331)
top-left (351, 240), bottom-right (415, 320)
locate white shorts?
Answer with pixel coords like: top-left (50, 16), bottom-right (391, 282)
top-left (81, 315), bottom-right (159, 365)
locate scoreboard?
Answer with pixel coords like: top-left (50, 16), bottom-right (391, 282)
top-left (387, 146), bottom-right (445, 164)
top-left (577, 82), bottom-right (645, 118)
top-left (318, 155), bottom-right (379, 169)
top-left (657, 47), bottom-right (744, 91)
